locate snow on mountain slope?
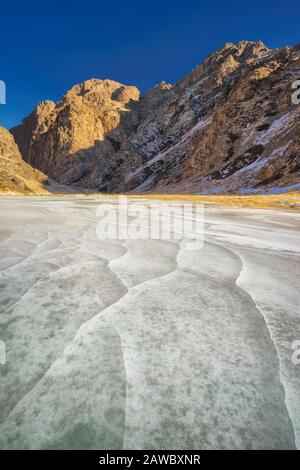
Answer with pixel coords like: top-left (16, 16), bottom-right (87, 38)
top-left (9, 41), bottom-right (300, 194)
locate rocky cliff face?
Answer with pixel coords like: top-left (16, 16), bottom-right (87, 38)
top-left (0, 127), bottom-right (48, 194)
top-left (11, 41), bottom-right (300, 194)
top-left (12, 80), bottom-right (140, 190)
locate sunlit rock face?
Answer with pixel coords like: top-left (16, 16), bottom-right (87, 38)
top-left (0, 127), bottom-right (48, 194)
top-left (11, 40), bottom-right (300, 194)
top-left (11, 80), bottom-right (140, 189)
top-left (0, 197), bottom-right (299, 449)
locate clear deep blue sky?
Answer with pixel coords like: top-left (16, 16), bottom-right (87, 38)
top-left (0, 0), bottom-right (299, 128)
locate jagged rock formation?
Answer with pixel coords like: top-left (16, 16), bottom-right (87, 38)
top-left (11, 41), bottom-right (300, 194)
top-left (11, 80), bottom-right (140, 189)
top-left (0, 127), bottom-right (48, 194)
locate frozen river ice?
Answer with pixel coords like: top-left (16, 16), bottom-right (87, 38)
top-left (0, 196), bottom-right (299, 449)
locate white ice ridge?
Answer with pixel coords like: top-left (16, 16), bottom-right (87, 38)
top-left (207, 239), bottom-right (298, 448)
top-left (229, 245), bottom-right (300, 449)
top-left (0, 197), bottom-right (299, 449)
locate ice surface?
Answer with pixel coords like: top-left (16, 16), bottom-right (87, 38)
top-left (0, 197), bottom-right (299, 449)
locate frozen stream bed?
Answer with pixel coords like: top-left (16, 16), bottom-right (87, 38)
top-left (0, 196), bottom-right (299, 450)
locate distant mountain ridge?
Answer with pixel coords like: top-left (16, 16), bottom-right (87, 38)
top-left (2, 40), bottom-right (300, 194)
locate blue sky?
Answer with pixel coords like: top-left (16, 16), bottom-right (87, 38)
top-left (0, 0), bottom-right (299, 128)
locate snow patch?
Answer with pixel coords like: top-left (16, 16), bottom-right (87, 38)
top-left (263, 183), bottom-right (300, 194)
top-left (255, 112), bottom-right (298, 146)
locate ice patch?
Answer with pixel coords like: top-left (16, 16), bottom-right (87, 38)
top-left (0, 198), bottom-right (299, 449)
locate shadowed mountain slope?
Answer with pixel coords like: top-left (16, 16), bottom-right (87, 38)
top-left (10, 41), bottom-right (300, 194)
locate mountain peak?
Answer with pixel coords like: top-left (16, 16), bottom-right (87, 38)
top-left (9, 40), bottom-right (300, 195)
top-left (64, 78), bottom-right (140, 105)
top-left (213, 39), bottom-right (269, 62)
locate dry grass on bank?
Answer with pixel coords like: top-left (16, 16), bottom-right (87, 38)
top-left (1, 188), bottom-right (300, 210)
top-left (133, 192), bottom-right (300, 210)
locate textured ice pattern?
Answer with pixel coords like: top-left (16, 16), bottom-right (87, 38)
top-left (0, 197), bottom-right (299, 449)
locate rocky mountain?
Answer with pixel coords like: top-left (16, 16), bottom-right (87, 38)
top-left (11, 80), bottom-right (140, 189)
top-left (0, 127), bottom-right (49, 194)
top-left (10, 40), bottom-right (300, 194)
